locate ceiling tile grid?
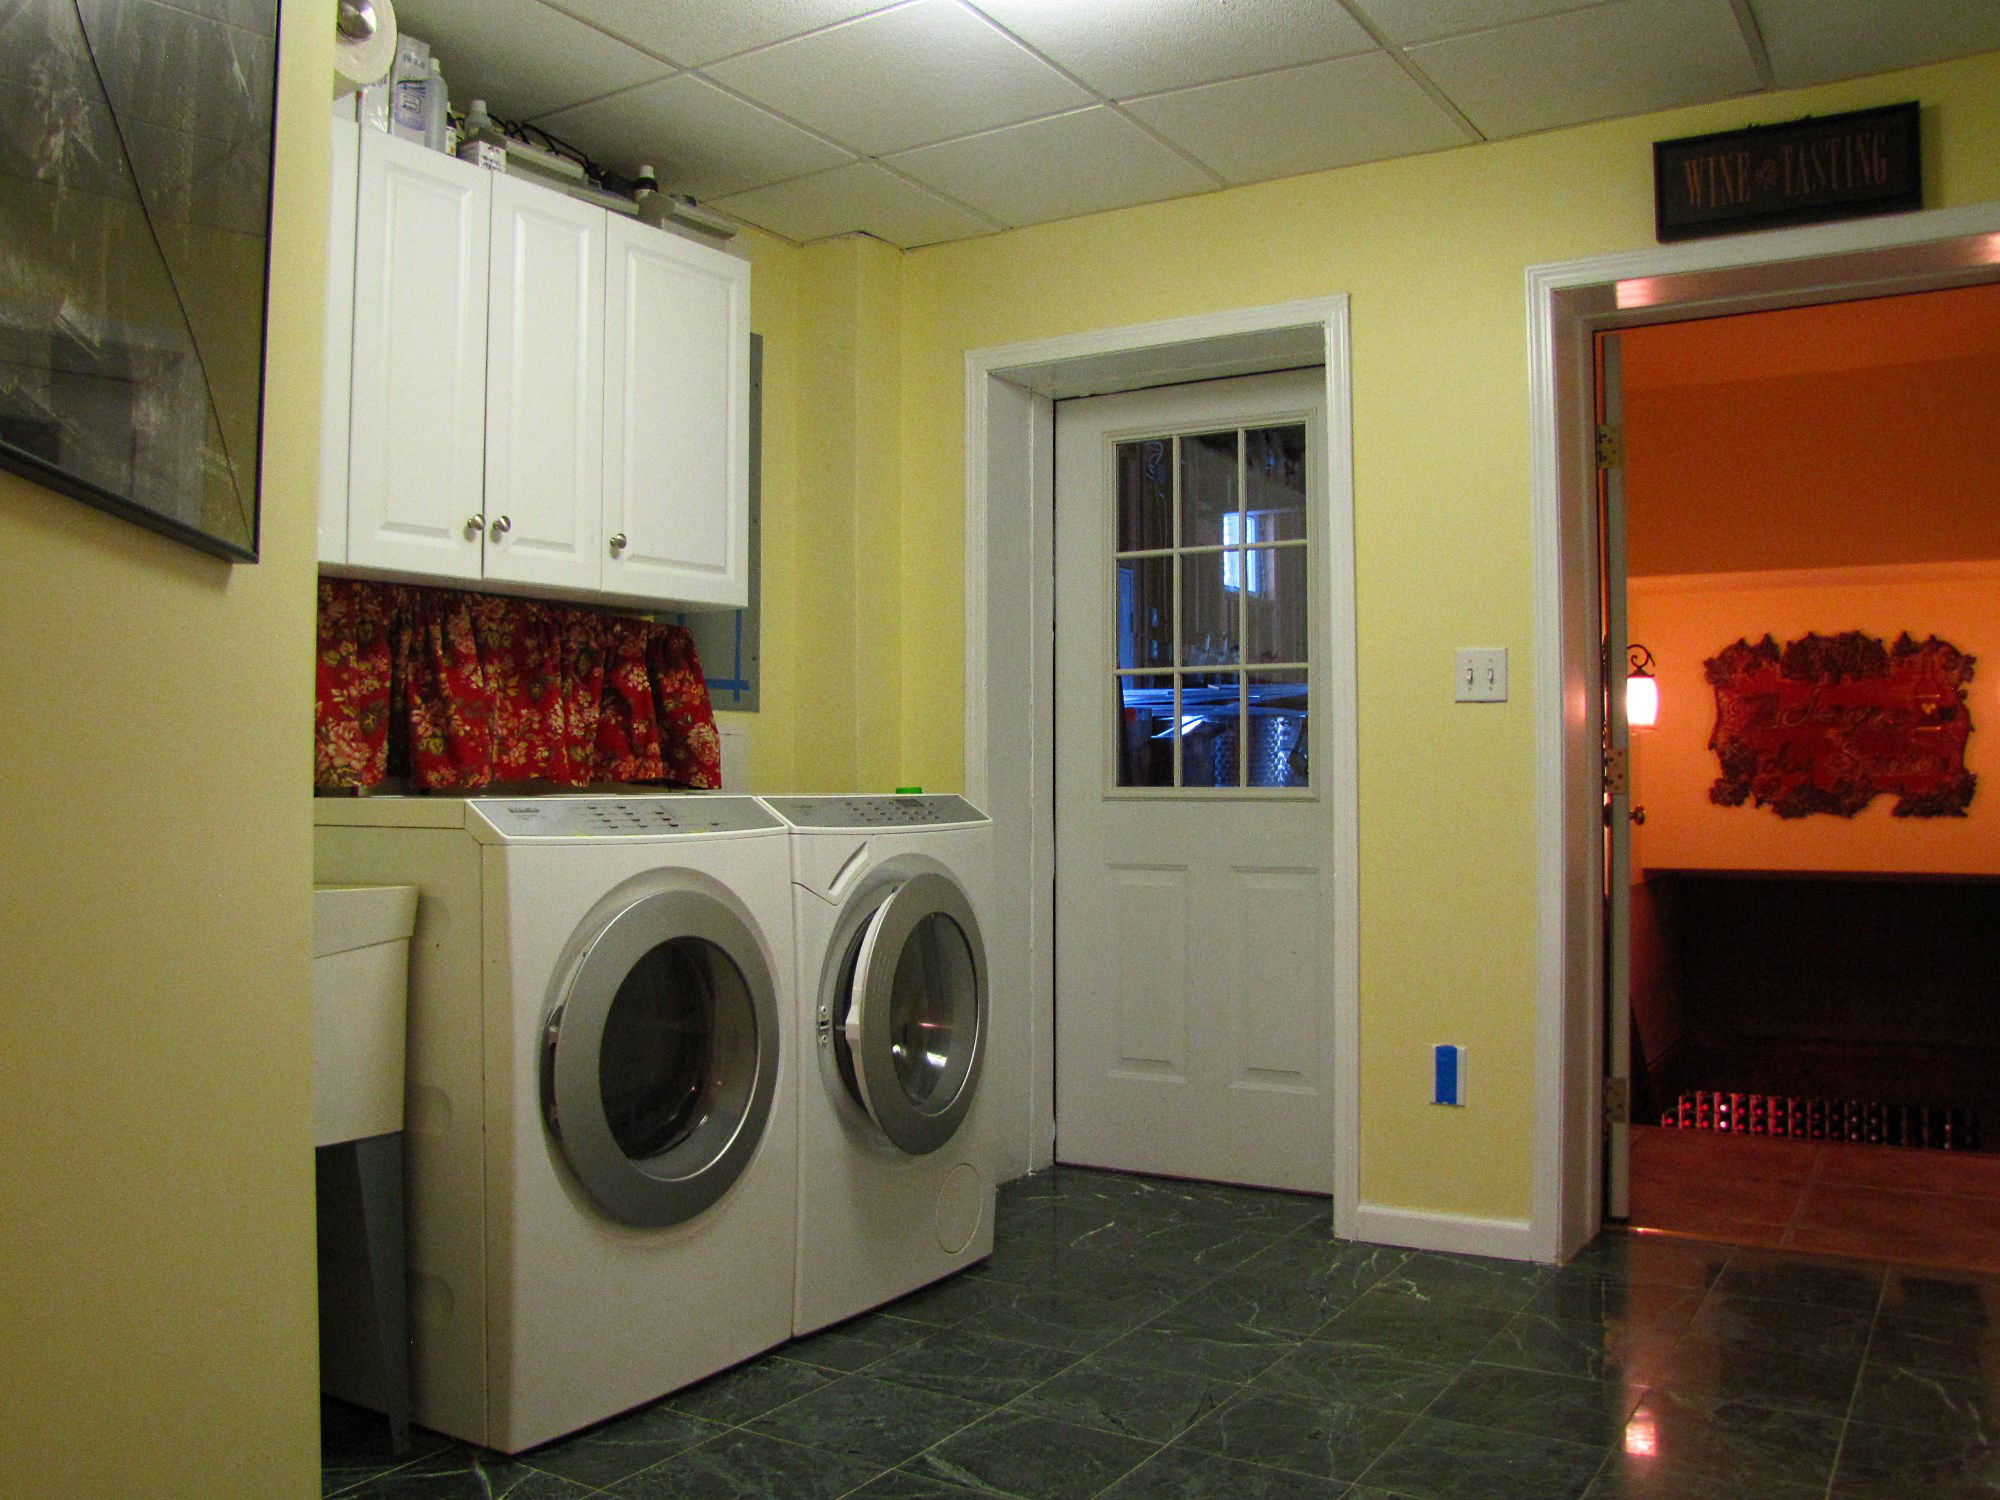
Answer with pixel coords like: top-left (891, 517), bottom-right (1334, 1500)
top-left (1402, 0), bottom-right (1764, 141)
top-left (710, 159), bottom-right (1003, 246)
top-left (1124, 50), bottom-right (1475, 187)
top-left (703, 0), bottom-right (1094, 156)
top-left (378, 0), bottom-right (2000, 250)
top-left (887, 106), bottom-right (1220, 228)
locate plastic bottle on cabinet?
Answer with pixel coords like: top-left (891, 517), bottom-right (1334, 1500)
top-left (422, 59), bottom-right (450, 153)
top-left (632, 163), bottom-right (671, 229)
top-left (457, 98), bottom-right (506, 172)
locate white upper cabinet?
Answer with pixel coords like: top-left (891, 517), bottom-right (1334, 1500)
top-left (320, 130), bottom-right (751, 613)
top-left (319, 111), bottom-right (360, 566)
top-left (347, 130), bottom-right (490, 581)
top-left (484, 175), bottom-right (605, 593)
top-left (603, 218), bottom-right (752, 609)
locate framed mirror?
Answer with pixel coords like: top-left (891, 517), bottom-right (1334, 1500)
top-left (0, 0), bottom-right (280, 561)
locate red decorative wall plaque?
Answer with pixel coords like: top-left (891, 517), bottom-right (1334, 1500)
top-left (1706, 631), bottom-right (1976, 819)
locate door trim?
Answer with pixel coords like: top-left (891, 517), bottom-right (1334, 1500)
top-left (1529, 202), bottom-right (2000, 1263)
top-left (965, 297), bottom-right (1360, 1239)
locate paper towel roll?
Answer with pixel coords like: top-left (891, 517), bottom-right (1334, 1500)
top-left (333, 0), bottom-right (398, 98)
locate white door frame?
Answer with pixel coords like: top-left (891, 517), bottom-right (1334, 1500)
top-left (964, 298), bottom-right (1362, 1238)
top-left (1529, 202), bottom-right (2000, 1263)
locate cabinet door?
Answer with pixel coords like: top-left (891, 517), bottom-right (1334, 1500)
top-left (603, 220), bottom-right (750, 608)
top-left (318, 110), bottom-right (360, 565)
top-left (347, 130), bottom-right (489, 580)
top-left (484, 176), bottom-right (604, 592)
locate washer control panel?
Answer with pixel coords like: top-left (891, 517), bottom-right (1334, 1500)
top-left (471, 796), bottom-right (782, 840)
top-left (761, 794), bottom-right (985, 830)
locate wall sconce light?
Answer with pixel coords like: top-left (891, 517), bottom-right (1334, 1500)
top-left (1626, 644), bottom-right (1658, 728)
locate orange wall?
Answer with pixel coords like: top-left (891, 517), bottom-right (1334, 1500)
top-left (1623, 284), bottom-right (2000, 577)
top-left (1629, 564), bottom-right (2000, 875)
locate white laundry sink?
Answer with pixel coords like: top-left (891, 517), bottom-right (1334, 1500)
top-left (312, 884), bottom-right (418, 1148)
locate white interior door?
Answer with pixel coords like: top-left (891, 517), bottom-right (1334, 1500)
top-left (1054, 370), bottom-right (1336, 1193)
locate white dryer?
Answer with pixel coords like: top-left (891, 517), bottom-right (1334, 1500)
top-left (313, 795), bottom-right (797, 1454)
top-left (762, 795), bottom-right (995, 1335)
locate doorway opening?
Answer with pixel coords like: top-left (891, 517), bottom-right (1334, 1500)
top-left (965, 297), bottom-right (1362, 1238)
top-left (1601, 283), bottom-right (2000, 1271)
top-left (1534, 200), bottom-right (2000, 1264)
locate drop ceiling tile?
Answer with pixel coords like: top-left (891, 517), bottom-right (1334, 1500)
top-left (1405, 0), bottom-right (1760, 139)
top-left (536, 75), bottom-right (854, 198)
top-left (392, 0), bottom-right (671, 119)
top-left (704, 0), bottom-right (1091, 156)
top-left (968, 0), bottom-right (1376, 97)
top-left (1126, 51), bottom-right (1473, 185)
top-left (887, 106), bottom-right (1217, 228)
top-left (712, 161), bottom-right (1000, 246)
top-left (1349, 0), bottom-right (1604, 47)
top-left (544, 0), bottom-right (898, 69)
top-left (1747, 0), bottom-right (2000, 89)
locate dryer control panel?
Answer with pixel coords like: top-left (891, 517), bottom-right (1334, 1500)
top-left (469, 796), bottom-right (782, 840)
top-left (761, 794), bottom-right (986, 830)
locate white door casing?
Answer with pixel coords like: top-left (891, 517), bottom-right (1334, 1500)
top-left (1054, 371), bottom-right (1337, 1193)
top-left (348, 129), bottom-right (489, 579)
top-left (1529, 205), bottom-right (2000, 1264)
top-left (484, 175), bottom-right (604, 593)
top-left (319, 109), bottom-right (359, 565)
top-left (965, 300), bottom-right (1358, 1230)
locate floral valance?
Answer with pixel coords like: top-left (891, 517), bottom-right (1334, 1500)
top-left (315, 579), bottom-right (721, 793)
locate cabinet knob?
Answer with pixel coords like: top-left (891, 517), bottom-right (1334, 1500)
top-left (489, 515), bottom-right (512, 539)
top-left (608, 533), bottom-right (628, 554)
top-left (464, 515), bottom-right (484, 540)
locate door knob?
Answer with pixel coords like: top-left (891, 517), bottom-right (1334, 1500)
top-left (489, 515), bottom-right (512, 539)
top-left (608, 533), bottom-right (628, 554)
top-left (464, 515), bottom-right (484, 540)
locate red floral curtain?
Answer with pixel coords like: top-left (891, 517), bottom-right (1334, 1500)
top-left (315, 579), bottom-right (722, 792)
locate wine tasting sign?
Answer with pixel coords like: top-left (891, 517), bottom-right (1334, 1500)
top-left (1654, 101), bottom-right (1921, 243)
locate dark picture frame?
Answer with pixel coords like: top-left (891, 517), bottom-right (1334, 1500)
top-left (1653, 101), bottom-right (1922, 245)
top-left (0, 0), bottom-right (282, 562)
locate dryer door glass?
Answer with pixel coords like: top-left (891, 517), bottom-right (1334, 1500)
top-left (543, 890), bottom-right (779, 1228)
top-left (841, 872), bottom-right (987, 1156)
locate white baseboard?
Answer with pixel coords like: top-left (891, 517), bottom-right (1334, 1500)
top-left (1349, 1203), bottom-right (1544, 1262)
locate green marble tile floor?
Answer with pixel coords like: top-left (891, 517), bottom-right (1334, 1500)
top-left (322, 1166), bottom-right (2000, 1499)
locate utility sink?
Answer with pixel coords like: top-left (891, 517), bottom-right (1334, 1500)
top-left (312, 884), bottom-right (418, 1148)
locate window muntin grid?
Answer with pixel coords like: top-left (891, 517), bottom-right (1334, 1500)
top-left (1112, 423), bottom-right (1310, 792)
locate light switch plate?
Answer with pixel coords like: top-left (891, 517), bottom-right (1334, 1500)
top-left (1455, 648), bottom-right (1507, 702)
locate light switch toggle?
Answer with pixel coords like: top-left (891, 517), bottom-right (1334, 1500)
top-left (1455, 648), bottom-right (1507, 702)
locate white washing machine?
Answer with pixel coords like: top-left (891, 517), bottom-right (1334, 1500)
top-left (313, 795), bottom-right (797, 1454)
top-left (761, 795), bottom-right (996, 1335)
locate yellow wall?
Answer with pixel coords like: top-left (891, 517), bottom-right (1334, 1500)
top-left (1630, 564), bottom-right (2000, 875)
top-left (888, 53), bottom-right (2000, 1221)
top-left (0, 2), bottom-right (327, 1494)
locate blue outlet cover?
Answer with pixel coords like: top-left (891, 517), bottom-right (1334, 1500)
top-left (1434, 1044), bottom-right (1462, 1107)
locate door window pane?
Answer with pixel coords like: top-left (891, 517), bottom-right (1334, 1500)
top-left (1116, 674), bottom-right (1175, 786)
top-left (1181, 672), bottom-right (1241, 788)
top-left (1181, 430), bottom-right (1237, 548)
top-left (1180, 550), bottom-right (1238, 666)
top-left (1116, 555), bottom-right (1173, 669)
top-left (1245, 424), bottom-right (1308, 542)
top-left (1247, 672), bottom-right (1309, 788)
top-left (1115, 438), bottom-right (1171, 552)
top-left (1243, 545), bottom-right (1308, 665)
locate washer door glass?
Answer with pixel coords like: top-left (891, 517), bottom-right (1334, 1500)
top-left (542, 890), bottom-right (778, 1228)
top-left (838, 872), bottom-right (986, 1155)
